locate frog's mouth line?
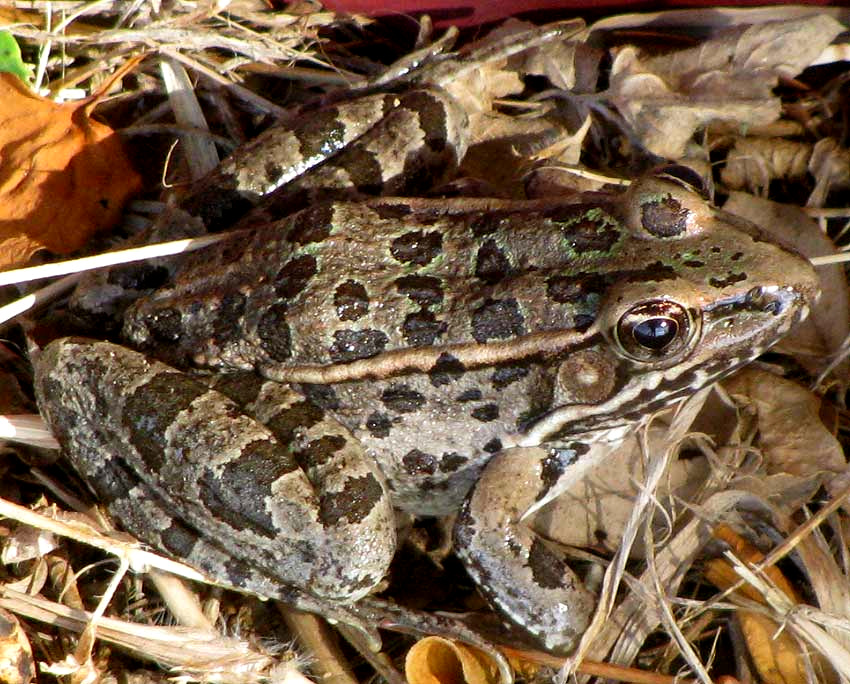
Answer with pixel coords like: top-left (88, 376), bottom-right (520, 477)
top-left (511, 284), bottom-right (813, 449)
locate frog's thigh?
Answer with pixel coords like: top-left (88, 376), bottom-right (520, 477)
top-left (454, 444), bottom-right (609, 653)
top-left (34, 338), bottom-right (395, 602)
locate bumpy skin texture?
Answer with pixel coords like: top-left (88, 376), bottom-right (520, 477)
top-left (34, 339), bottom-right (395, 603)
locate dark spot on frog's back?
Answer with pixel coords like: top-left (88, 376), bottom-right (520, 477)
top-left (296, 108), bottom-right (347, 159)
top-left (390, 230), bottom-right (442, 266)
top-left (296, 434), bottom-right (347, 469)
top-left (395, 274), bottom-right (444, 307)
top-left (264, 160), bottom-right (283, 183)
top-left (528, 537), bottom-right (569, 590)
top-left (709, 272), bottom-right (748, 289)
top-left (334, 280), bottom-right (369, 321)
top-left (211, 292), bottom-right (246, 344)
top-left (257, 302), bottom-right (292, 361)
top-left (372, 202), bottom-right (413, 220)
top-left (320, 473), bottom-right (384, 526)
top-left (401, 90), bottom-right (448, 152)
top-left (144, 307), bottom-right (184, 344)
top-left (428, 352), bottom-right (465, 386)
top-left (403, 449), bottom-right (438, 475)
top-left (340, 147), bottom-right (385, 195)
top-left (553, 206), bottom-right (620, 253)
top-left (483, 438), bottom-right (502, 453)
top-left (475, 239), bottom-right (511, 284)
top-left (288, 204), bottom-right (333, 244)
top-left (160, 518), bottom-right (200, 558)
top-left (471, 298), bottom-right (525, 342)
top-left (265, 399), bottom-right (325, 443)
top-left (209, 372), bottom-right (265, 406)
top-left (274, 254), bottom-right (318, 299)
top-left (123, 372), bottom-right (209, 473)
top-left (107, 262), bottom-right (169, 291)
top-left (456, 388), bottom-right (482, 402)
top-left (546, 273), bottom-right (606, 305)
top-left (299, 383), bottom-right (340, 411)
top-left (623, 262), bottom-right (677, 284)
top-left (471, 404), bottom-right (499, 422)
top-left (381, 384), bottom-right (426, 413)
top-left (469, 212), bottom-right (506, 237)
top-left (366, 411), bottom-right (392, 438)
top-left (329, 329), bottom-right (388, 362)
top-left (491, 363), bottom-right (529, 389)
top-left (402, 310), bottom-right (447, 346)
top-left (439, 452), bottom-right (467, 473)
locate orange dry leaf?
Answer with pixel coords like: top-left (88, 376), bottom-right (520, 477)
top-left (706, 524), bottom-right (807, 684)
top-left (405, 637), bottom-right (501, 684)
top-left (0, 72), bottom-right (141, 270)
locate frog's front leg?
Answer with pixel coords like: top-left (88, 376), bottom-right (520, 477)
top-left (33, 337), bottom-right (396, 605)
top-left (454, 436), bottom-right (622, 652)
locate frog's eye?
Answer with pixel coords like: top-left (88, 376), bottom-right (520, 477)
top-left (654, 165), bottom-right (710, 200)
top-left (615, 300), bottom-right (696, 361)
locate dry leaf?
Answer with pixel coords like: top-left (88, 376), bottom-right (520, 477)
top-left (706, 525), bottom-right (806, 684)
top-left (405, 637), bottom-right (500, 684)
top-left (722, 369), bottom-right (844, 479)
top-left (807, 138), bottom-right (850, 207)
top-left (608, 15), bottom-right (844, 158)
top-left (0, 608), bottom-right (35, 684)
top-left (720, 138), bottom-right (811, 195)
top-left (723, 193), bottom-right (850, 382)
top-left (0, 73), bottom-right (141, 270)
top-left (536, 428), bottom-right (708, 557)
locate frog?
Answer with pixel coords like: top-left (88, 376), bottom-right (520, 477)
top-left (32, 23), bottom-right (820, 655)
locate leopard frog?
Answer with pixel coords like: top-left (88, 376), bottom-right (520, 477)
top-left (32, 24), bottom-right (820, 655)
top-left (35, 170), bottom-right (819, 651)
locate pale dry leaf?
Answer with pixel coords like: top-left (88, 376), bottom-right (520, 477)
top-left (720, 138), bottom-right (811, 195)
top-left (723, 369), bottom-right (844, 478)
top-left (0, 608), bottom-right (35, 684)
top-left (405, 637), bottom-right (500, 684)
top-left (536, 428), bottom-right (708, 557)
top-left (470, 17), bottom-right (585, 92)
top-left (608, 15), bottom-right (846, 158)
top-left (530, 114), bottom-right (592, 167)
top-left (609, 46), bottom-right (779, 159)
top-left (808, 138), bottom-right (850, 208)
top-left (644, 15), bottom-right (845, 96)
top-left (459, 115), bottom-right (582, 197)
top-left (723, 192), bottom-right (850, 382)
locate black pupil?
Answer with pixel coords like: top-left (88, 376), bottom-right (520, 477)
top-left (633, 317), bottom-right (678, 350)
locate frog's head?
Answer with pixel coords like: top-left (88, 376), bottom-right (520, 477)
top-left (524, 167), bottom-right (820, 444)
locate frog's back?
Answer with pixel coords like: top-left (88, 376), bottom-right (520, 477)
top-left (122, 197), bottom-right (628, 372)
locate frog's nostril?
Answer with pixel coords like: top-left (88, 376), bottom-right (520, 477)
top-left (745, 286), bottom-right (786, 315)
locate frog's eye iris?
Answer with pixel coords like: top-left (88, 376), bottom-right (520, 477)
top-left (632, 316), bottom-right (678, 350)
top-left (616, 301), bottom-right (693, 361)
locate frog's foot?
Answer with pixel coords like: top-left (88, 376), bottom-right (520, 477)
top-left (453, 444), bottom-right (614, 653)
